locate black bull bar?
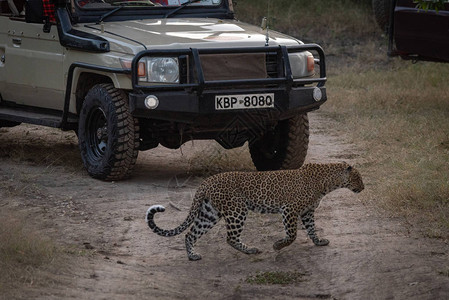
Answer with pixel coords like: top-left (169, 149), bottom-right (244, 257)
top-left (128, 44), bottom-right (327, 120)
top-left (131, 44), bottom-right (326, 92)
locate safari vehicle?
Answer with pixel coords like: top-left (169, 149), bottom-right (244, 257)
top-left (373, 0), bottom-right (449, 62)
top-left (0, 0), bottom-right (327, 180)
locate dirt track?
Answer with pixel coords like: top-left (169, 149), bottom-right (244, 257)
top-left (1, 111), bottom-right (448, 299)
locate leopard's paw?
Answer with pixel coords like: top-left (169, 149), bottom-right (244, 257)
top-left (247, 247), bottom-right (262, 254)
top-left (188, 253), bottom-right (202, 261)
top-left (273, 241), bottom-right (285, 251)
top-left (313, 238), bottom-right (329, 246)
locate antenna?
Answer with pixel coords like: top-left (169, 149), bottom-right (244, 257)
top-left (265, 0), bottom-right (271, 46)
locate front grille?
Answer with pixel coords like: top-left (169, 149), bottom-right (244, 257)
top-left (266, 53), bottom-right (280, 78)
top-left (199, 53), bottom-right (268, 81)
top-left (180, 51), bottom-right (284, 84)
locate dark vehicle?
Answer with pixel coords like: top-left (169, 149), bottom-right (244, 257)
top-left (373, 0), bottom-right (449, 62)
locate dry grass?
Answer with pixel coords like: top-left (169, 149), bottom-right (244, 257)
top-left (325, 63), bottom-right (449, 238)
top-left (0, 210), bottom-right (60, 297)
top-left (235, 0), bottom-right (376, 44)
top-left (246, 271), bottom-right (308, 285)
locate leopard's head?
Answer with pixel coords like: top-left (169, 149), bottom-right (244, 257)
top-left (343, 164), bottom-right (364, 193)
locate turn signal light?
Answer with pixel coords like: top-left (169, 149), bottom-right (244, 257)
top-left (307, 55), bottom-right (315, 73)
top-left (120, 59), bottom-right (146, 77)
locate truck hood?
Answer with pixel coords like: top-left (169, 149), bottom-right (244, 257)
top-left (79, 18), bottom-right (302, 54)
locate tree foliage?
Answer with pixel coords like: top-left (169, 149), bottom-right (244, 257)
top-left (414, 0), bottom-right (448, 11)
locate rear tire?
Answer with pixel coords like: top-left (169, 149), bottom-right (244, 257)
top-left (78, 83), bottom-right (139, 181)
top-left (249, 113), bottom-right (309, 171)
top-left (372, 0), bottom-right (393, 33)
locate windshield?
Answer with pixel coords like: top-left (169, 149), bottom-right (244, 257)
top-left (77, 0), bottom-right (222, 9)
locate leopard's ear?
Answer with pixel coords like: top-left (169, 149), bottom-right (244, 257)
top-left (342, 161), bottom-right (352, 171)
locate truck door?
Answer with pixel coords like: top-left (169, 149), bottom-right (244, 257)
top-left (2, 0), bottom-right (65, 110)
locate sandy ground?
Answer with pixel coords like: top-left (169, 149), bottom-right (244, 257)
top-left (1, 111), bottom-right (448, 299)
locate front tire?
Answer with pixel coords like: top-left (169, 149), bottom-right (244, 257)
top-left (249, 113), bottom-right (309, 171)
top-left (78, 83), bottom-right (139, 180)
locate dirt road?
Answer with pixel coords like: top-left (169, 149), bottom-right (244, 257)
top-left (1, 111), bottom-right (448, 299)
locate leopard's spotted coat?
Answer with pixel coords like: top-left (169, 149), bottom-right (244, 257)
top-left (146, 162), bottom-right (364, 261)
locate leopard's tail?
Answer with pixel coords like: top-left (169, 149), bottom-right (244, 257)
top-left (146, 190), bottom-right (204, 237)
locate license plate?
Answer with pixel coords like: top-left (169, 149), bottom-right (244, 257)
top-left (215, 93), bottom-right (275, 110)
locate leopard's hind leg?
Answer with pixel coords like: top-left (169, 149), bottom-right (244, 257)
top-left (224, 199), bottom-right (261, 255)
top-left (185, 199), bottom-right (221, 261)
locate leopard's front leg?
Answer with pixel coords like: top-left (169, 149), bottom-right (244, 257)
top-left (273, 208), bottom-right (298, 250)
top-left (300, 209), bottom-right (329, 246)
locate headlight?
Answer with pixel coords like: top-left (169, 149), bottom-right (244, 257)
top-left (147, 57), bottom-right (179, 83)
top-left (120, 57), bottom-right (179, 84)
top-left (288, 51), bottom-right (315, 78)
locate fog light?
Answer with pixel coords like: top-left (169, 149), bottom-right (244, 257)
top-left (144, 95), bottom-right (159, 109)
top-left (313, 87), bottom-right (322, 102)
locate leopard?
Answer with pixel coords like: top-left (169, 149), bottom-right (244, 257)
top-left (146, 162), bottom-right (364, 261)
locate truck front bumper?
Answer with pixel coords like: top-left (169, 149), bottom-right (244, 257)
top-left (129, 85), bottom-right (326, 123)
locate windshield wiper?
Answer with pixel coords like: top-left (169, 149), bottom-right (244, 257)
top-left (98, 5), bottom-right (123, 23)
top-left (164, 0), bottom-right (202, 18)
top-left (98, 1), bottom-right (155, 23)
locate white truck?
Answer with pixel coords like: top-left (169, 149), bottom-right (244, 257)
top-left (0, 0), bottom-right (327, 180)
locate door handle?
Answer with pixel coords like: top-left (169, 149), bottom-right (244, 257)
top-left (12, 38), bottom-right (22, 46)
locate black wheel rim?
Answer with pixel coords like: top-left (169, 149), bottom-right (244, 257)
top-left (259, 130), bottom-right (279, 159)
top-left (258, 122), bottom-right (285, 159)
top-left (85, 106), bottom-right (108, 161)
